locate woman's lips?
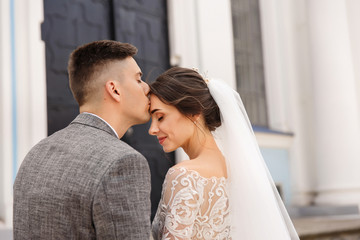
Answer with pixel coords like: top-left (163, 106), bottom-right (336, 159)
top-left (158, 137), bottom-right (167, 145)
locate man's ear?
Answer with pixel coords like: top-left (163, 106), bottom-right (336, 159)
top-left (105, 80), bottom-right (121, 102)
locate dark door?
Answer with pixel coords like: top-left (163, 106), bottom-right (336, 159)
top-left (42, 0), bottom-right (174, 220)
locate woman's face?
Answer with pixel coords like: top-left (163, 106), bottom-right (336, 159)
top-left (148, 94), bottom-right (195, 152)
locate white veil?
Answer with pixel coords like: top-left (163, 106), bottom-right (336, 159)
top-left (208, 79), bottom-right (299, 239)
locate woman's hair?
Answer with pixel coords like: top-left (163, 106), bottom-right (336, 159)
top-left (150, 67), bottom-right (221, 131)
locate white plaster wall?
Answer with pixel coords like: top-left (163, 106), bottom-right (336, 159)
top-left (259, 0), bottom-right (290, 133)
top-left (14, 0), bottom-right (47, 167)
top-left (167, 0), bottom-right (200, 68)
top-left (346, 0), bottom-right (360, 126)
top-left (167, 0), bottom-right (236, 162)
top-left (259, 0), bottom-right (316, 205)
top-left (167, 0), bottom-right (236, 88)
top-left (169, 0), bottom-right (360, 207)
top-left (0, 0), bottom-right (14, 227)
top-left (307, 0), bottom-right (360, 205)
top-left (287, 0), bottom-right (318, 205)
top-left (286, 0), bottom-right (319, 205)
top-left (0, 0), bottom-right (47, 226)
top-left (195, 0), bottom-right (236, 88)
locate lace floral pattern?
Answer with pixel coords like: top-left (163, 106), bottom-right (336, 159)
top-left (152, 167), bottom-right (231, 240)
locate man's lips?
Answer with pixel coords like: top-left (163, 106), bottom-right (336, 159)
top-left (147, 102), bottom-right (151, 112)
top-left (158, 137), bottom-right (167, 145)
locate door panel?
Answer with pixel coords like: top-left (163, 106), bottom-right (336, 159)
top-left (42, 0), bottom-right (173, 220)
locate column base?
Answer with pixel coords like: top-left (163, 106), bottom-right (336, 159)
top-left (315, 189), bottom-right (360, 206)
top-left (0, 201), bottom-right (12, 227)
top-left (292, 191), bottom-right (316, 206)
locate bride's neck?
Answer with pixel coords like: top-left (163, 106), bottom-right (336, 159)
top-left (182, 130), bottom-right (219, 159)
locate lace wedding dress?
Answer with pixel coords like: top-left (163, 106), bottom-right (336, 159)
top-left (152, 167), bottom-right (231, 240)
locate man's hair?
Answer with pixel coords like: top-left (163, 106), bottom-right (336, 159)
top-left (68, 40), bottom-right (137, 106)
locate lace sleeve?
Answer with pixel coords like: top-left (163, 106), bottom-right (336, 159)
top-left (158, 168), bottom-right (203, 240)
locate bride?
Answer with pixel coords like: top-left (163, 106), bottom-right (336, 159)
top-left (148, 67), bottom-right (299, 239)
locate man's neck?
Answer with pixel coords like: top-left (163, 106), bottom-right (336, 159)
top-left (82, 112), bottom-right (120, 139)
top-left (80, 106), bottom-right (131, 139)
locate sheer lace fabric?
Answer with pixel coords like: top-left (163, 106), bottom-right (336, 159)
top-left (152, 167), bottom-right (231, 240)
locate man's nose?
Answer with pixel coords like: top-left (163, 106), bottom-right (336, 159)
top-left (143, 82), bottom-right (150, 95)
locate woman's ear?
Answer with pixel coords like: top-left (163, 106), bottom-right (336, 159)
top-left (191, 114), bottom-right (208, 131)
top-left (191, 114), bottom-right (201, 122)
top-left (105, 80), bottom-right (121, 102)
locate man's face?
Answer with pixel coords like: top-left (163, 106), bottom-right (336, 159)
top-left (112, 57), bottom-right (151, 125)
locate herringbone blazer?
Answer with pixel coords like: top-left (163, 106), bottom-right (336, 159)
top-left (13, 113), bottom-right (151, 239)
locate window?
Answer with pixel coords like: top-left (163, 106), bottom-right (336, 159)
top-left (231, 0), bottom-right (268, 127)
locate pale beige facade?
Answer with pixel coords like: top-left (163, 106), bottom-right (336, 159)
top-left (1, 0), bottom-right (360, 234)
top-left (0, 0), bottom-right (47, 229)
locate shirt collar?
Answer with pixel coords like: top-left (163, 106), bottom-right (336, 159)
top-left (82, 112), bottom-right (119, 139)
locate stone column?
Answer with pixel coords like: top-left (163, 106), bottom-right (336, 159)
top-left (0, 0), bottom-right (14, 227)
top-left (15, 0), bottom-right (47, 166)
top-left (167, 0), bottom-right (236, 88)
top-left (308, 0), bottom-right (360, 205)
top-left (0, 0), bottom-right (47, 226)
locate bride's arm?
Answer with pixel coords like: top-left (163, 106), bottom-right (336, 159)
top-left (160, 168), bottom-right (201, 240)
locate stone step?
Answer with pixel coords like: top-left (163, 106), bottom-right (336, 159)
top-left (2, 206), bottom-right (360, 240)
top-left (293, 214), bottom-right (360, 239)
top-left (0, 222), bottom-right (12, 240)
top-left (289, 205), bottom-right (360, 239)
top-left (288, 205), bottom-right (359, 218)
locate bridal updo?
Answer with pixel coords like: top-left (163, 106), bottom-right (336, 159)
top-left (150, 67), bottom-right (221, 131)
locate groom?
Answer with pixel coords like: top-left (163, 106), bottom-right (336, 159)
top-left (13, 40), bottom-right (151, 239)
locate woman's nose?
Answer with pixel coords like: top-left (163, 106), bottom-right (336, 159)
top-left (148, 121), bottom-right (158, 135)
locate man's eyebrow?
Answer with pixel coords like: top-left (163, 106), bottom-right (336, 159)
top-left (150, 109), bottom-right (159, 114)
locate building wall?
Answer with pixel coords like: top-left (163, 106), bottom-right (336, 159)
top-left (259, 0), bottom-right (316, 205)
top-left (2, 0), bottom-right (360, 230)
top-left (307, 0), bottom-right (360, 205)
top-left (261, 148), bottom-right (292, 204)
top-left (0, 0), bottom-right (14, 227)
top-left (168, 0), bottom-right (301, 205)
top-left (168, 0), bottom-right (360, 207)
top-left (260, 0), bottom-right (360, 205)
top-left (0, 0), bottom-right (46, 226)
top-left (168, 0), bottom-right (237, 164)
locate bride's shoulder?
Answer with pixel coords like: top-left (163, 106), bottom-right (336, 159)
top-left (167, 161), bottom-right (192, 175)
top-left (168, 160), bottom-right (226, 179)
top-left (172, 159), bottom-right (195, 170)
top-left (165, 161), bottom-right (199, 179)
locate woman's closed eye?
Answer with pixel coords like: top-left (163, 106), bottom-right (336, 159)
top-left (158, 116), bottom-right (164, 121)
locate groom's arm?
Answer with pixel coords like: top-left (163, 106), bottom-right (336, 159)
top-left (92, 152), bottom-right (151, 239)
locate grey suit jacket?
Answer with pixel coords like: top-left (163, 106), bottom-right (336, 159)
top-left (13, 113), bottom-right (151, 239)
